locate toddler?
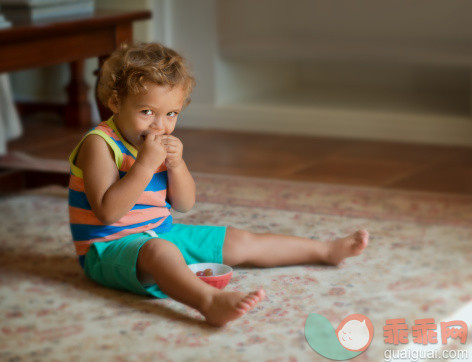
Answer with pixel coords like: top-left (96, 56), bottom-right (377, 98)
top-left (68, 42), bottom-right (369, 327)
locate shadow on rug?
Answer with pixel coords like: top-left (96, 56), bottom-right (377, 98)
top-left (1, 173), bottom-right (471, 361)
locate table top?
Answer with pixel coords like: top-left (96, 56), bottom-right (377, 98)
top-left (0, 9), bottom-right (152, 43)
top-left (0, 9), bottom-right (152, 73)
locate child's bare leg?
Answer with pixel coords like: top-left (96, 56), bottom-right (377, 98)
top-left (223, 228), bottom-right (368, 267)
top-left (137, 238), bottom-right (265, 327)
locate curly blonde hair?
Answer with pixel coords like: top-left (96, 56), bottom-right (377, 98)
top-left (97, 42), bottom-right (195, 109)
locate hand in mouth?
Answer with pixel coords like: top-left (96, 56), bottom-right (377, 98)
top-left (140, 131), bottom-right (164, 143)
top-left (140, 131), bottom-right (153, 141)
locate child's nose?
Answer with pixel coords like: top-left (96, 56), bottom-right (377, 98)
top-left (151, 117), bottom-right (164, 132)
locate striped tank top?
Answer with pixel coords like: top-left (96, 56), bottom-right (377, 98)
top-left (68, 117), bottom-right (173, 266)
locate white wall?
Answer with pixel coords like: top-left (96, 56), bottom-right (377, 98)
top-left (163, 0), bottom-right (219, 106)
top-left (219, 0), bottom-right (472, 42)
top-left (178, 0), bottom-right (472, 146)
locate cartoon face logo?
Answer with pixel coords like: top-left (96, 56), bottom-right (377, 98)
top-left (305, 313), bottom-right (374, 360)
top-left (336, 317), bottom-right (372, 352)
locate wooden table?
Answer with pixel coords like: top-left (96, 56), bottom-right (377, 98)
top-left (0, 10), bottom-right (152, 127)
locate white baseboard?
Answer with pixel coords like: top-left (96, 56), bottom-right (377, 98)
top-left (179, 103), bottom-right (472, 147)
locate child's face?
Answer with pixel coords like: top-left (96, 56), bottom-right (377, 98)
top-left (111, 83), bottom-right (187, 148)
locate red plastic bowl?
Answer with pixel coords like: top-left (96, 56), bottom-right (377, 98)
top-left (188, 263), bottom-right (233, 289)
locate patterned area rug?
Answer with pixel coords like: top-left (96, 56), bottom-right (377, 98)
top-left (1, 173), bottom-right (472, 362)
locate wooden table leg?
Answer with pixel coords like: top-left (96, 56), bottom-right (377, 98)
top-left (94, 55), bottom-right (113, 123)
top-left (64, 59), bottom-right (91, 127)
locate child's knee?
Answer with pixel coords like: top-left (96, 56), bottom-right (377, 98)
top-left (138, 238), bottom-right (177, 269)
top-left (223, 227), bottom-right (255, 265)
top-left (226, 227), bottom-right (254, 246)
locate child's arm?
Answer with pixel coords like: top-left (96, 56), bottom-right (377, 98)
top-left (163, 135), bottom-right (196, 212)
top-left (76, 133), bottom-right (166, 225)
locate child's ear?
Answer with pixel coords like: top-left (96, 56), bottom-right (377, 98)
top-left (107, 92), bottom-right (120, 113)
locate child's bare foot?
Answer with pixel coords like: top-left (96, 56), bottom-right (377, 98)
top-left (201, 289), bottom-right (265, 327)
top-left (326, 229), bottom-right (369, 265)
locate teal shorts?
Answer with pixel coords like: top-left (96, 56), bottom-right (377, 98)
top-left (83, 224), bottom-right (227, 298)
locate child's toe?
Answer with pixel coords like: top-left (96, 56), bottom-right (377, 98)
top-left (237, 301), bottom-right (251, 311)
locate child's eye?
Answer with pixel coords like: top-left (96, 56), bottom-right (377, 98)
top-left (141, 109), bottom-right (153, 116)
top-left (167, 111), bottom-right (178, 117)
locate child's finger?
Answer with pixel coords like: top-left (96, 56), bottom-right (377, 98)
top-left (165, 150), bottom-right (181, 157)
top-left (162, 138), bottom-right (179, 147)
top-left (164, 143), bottom-right (181, 152)
top-left (147, 133), bottom-right (161, 142)
top-left (162, 135), bottom-right (181, 144)
top-left (165, 148), bottom-right (181, 156)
